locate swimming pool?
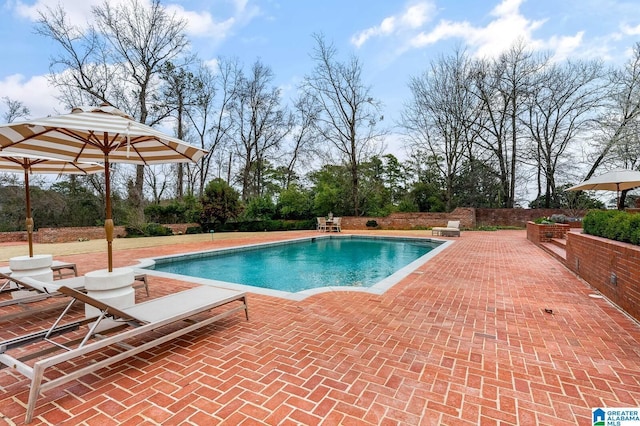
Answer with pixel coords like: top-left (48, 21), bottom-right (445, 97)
top-left (137, 235), bottom-right (452, 300)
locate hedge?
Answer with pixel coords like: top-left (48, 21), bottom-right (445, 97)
top-left (582, 210), bottom-right (640, 245)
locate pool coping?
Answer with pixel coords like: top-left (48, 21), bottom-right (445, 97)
top-left (133, 234), bottom-right (455, 301)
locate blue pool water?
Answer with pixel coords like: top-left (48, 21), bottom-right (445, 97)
top-left (147, 236), bottom-right (441, 293)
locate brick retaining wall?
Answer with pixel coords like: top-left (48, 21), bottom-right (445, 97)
top-left (566, 232), bottom-right (640, 322)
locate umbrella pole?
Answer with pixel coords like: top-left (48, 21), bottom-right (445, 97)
top-left (24, 168), bottom-right (34, 257)
top-left (104, 155), bottom-right (114, 272)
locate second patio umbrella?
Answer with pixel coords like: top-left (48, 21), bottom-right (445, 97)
top-left (566, 169), bottom-right (640, 209)
top-left (0, 152), bottom-right (103, 257)
top-left (0, 104), bottom-right (207, 271)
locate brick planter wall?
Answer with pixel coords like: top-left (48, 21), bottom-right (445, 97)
top-left (526, 221), bottom-right (571, 244)
top-left (566, 232), bottom-right (640, 322)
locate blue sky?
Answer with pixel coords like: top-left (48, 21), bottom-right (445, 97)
top-left (1, 0), bottom-right (640, 157)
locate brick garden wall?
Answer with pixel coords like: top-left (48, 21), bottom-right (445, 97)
top-left (0, 231), bottom-right (27, 243)
top-left (36, 226), bottom-right (127, 243)
top-left (476, 208), bottom-right (586, 228)
top-left (340, 208), bottom-right (476, 230)
top-left (21, 223), bottom-right (200, 244)
top-left (565, 232), bottom-right (640, 322)
top-left (0, 209), bottom-right (585, 242)
top-left (341, 207), bottom-right (583, 230)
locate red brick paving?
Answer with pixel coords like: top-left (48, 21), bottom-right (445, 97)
top-left (1, 230), bottom-right (640, 425)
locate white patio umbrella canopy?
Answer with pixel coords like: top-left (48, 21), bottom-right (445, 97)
top-left (566, 169), bottom-right (640, 192)
top-left (0, 104), bottom-right (207, 271)
top-left (0, 152), bottom-right (103, 257)
top-left (566, 169), bottom-right (640, 209)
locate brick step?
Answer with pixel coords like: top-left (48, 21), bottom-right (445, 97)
top-left (550, 237), bottom-right (566, 249)
top-left (540, 242), bottom-right (567, 262)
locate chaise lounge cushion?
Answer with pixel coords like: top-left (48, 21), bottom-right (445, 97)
top-left (431, 221), bottom-right (461, 237)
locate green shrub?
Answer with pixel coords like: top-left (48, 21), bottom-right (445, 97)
top-left (366, 220), bottom-right (378, 228)
top-left (185, 226), bottom-right (203, 234)
top-left (217, 219), bottom-right (315, 232)
top-left (534, 217), bottom-right (552, 224)
top-left (125, 223), bottom-right (173, 238)
top-left (583, 210), bottom-right (640, 245)
top-left (144, 223), bottom-right (173, 237)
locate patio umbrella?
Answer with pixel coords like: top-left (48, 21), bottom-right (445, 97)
top-left (0, 152), bottom-right (103, 257)
top-left (566, 169), bottom-right (640, 209)
top-left (0, 104), bottom-right (207, 271)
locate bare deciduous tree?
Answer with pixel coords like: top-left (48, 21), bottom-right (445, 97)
top-left (587, 43), bottom-right (640, 179)
top-left (301, 33), bottom-right (386, 216)
top-left (229, 60), bottom-right (291, 200)
top-left (36, 0), bottom-right (189, 218)
top-left (402, 48), bottom-right (480, 211)
top-left (2, 97), bottom-right (30, 122)
top-left (523, 59), bottom-right (605, 207)
top-left (471, 41), bottom-right (541, 208)
top-left (186, 58), bottom-right (241, 197)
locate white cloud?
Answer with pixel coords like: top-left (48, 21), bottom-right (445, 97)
top-left (14, 0), bottom-right (132, 27)
top-left (621, 23), bottom-right (640, 36)
top-left (0, 74), bottom-right (60, 118)
top-left (351, 1), bottom-right (436, 48)
top-left (166, 5), bottom-right (237, 40)
top-left (409, 0), bottom-right (540, 56)
top-left (545, 32), bottom-right (585, 62)
top-left (14, 0), bottom-right (260, 44)
top-left (167, 1), bottom-right (260, 43)
top-left (403, 0), bottom-right (588, 60)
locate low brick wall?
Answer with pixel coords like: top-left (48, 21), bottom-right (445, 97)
top-left (36, 226), bottom-right (127, 243)
top-left (566, 232), bottom-right (640, 322)
top-left (526, 221), bottom-right (571, 244)
top-left (0, 231), bottom-right (28, 243)
top-left (340, 208), bottom-right (476, 230)
top-left (477, 208), bottom-right (586, 228)
top-left (29, 223), bottom-right (200, 244)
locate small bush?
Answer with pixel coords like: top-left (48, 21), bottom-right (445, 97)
top-left (534, 217), bottom-right (553, 224)
top-left (218, 219), bottom-right (316, 232)
top-left (185, 226), bottom-right (203, 234)
top-left (366, 220), bottom-right (378, 228)
top-left (144, 223), bottom-right (173, 237)
top-left (549, 214), bottom-right (568, 223)
top-left (125, 223), bottom-right (173, 238)
top-left (476, 225), bottom-right (498, 231)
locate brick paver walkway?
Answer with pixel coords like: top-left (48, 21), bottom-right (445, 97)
top-left (1, 230), bottom-right (639, 425)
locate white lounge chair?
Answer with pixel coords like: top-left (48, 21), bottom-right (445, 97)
top-left (316, 217), bottom-right (328, 232)
top-left (1, 261), bottom-right (78, 281)
top-left (50, 261), bottom-right (78, 279)
top-left (0, 284), bottom-right (249, 423)
top-left (431, 220), bottom-right (461, 237)
top-left (0, 273), bottom-right (86, 307)
top-left (0, 272), bottom-right (149, 312)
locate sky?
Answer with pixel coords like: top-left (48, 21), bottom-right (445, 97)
top-left (1, 0), bottom-right (640, 159)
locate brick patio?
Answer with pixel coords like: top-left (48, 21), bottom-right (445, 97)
top-left (1, 230), bottom-right (639, 425)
